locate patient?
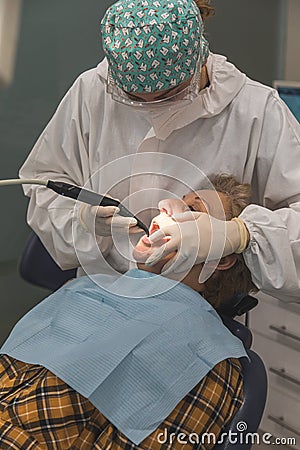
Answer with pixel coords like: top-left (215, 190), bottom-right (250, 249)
top-left (134, 173), bottom-right (257, 314)
top-left (0, 174), bottom-right (257, 450)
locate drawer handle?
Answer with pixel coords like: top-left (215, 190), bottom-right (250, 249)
top-left (268, 415), bottom-right (300, 436)
top-left (269, 324), bottom-right (300, 343)
top-left (269, 367), bottom-right (300, 387)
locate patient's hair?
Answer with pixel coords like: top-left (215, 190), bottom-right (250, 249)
top-left (194, 0), bottom-right (215, 21)
top-left (199, 174), bottom-right (258, 312)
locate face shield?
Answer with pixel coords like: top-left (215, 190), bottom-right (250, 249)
top-left (106, 59), bottom-right (202, 109)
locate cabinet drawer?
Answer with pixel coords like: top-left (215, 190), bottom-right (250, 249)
top-left (252, 333), bottom-right (300, 400)
top-left (250, 292), bottom-right (300, 349)
top-left (260, 386), bottom-right (300, 449)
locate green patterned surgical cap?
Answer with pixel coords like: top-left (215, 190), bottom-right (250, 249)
top-left (101, 0), bottom-right (209, 93)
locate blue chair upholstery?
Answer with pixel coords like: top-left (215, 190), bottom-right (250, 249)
top-left (19, 232), bottom-right (76, 291)
top-left (19, 231), bottom-right (267, 449)
top-left (222, 316), bottom-right (253, 349)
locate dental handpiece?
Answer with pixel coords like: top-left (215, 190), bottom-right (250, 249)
top-left (0, 178), bottom-right (149, 235)
top-left (47, 181), bottom-right (149, 235)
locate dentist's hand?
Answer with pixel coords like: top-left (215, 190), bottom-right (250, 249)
top-left (145, 211), bottom-right (249, 273)
top-left (79, 204), bottom-right (142, 237)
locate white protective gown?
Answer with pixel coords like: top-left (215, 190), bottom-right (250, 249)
top-left (19, 53), bottom-right (300, 303)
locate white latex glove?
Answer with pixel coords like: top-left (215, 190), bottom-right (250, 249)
top-left (145, 211), bottom-right (248, 273)
top-left (79, 204), bottom-right (142, 237)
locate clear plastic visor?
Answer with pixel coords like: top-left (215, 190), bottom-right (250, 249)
top-left (106, 65), bottom-right (201, 109)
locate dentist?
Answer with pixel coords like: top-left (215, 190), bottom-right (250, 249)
top-left (20, 0), bottom-right (300, 302)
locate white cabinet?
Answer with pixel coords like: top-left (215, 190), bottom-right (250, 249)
top-left (250, 292), bottom-right (300, 449)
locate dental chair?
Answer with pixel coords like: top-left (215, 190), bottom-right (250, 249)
top-left (19, 232), bottom-right (268, 450)
top-left (19, 232), bottom-right (77, 291)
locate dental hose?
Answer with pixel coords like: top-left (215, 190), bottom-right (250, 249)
top-left (0, 178), bottom-right (149, 235)
top-left (0, 178), bottom-right (47, 187)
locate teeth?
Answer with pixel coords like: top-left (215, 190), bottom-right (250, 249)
top-left (149, 221), bottom-right (160, 235)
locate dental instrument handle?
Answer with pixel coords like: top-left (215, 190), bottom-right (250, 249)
top-left (0, 178), bottom-right (149, 235)
top-left (47, 180), bottom-right (110, 205)
top-left (46, 181), bottom-right (149, 235)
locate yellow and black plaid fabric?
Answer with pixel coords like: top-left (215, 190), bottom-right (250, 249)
top-left (0, 355), bottom-right (243, 450)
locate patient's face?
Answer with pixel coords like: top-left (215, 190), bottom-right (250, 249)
top-left (133, 189), bottom-right (231, 290)
top-left (182, 190), bottom-right (230, 219)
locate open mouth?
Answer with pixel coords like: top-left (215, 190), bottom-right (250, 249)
top-left (133, 217), bottom-right (169, 263)
top-left (149, 221), bottom-right (160, 235)
top-left (140, 221), bottom-right (160, 245)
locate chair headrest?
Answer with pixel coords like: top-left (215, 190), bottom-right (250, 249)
top-left (218, 293), bottom-right (258, 318)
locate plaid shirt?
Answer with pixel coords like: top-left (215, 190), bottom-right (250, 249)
top-left (0, 355), bottom-right (243, 450)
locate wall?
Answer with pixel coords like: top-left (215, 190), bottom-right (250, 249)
top-left (0, 0), bottom-right (22, 86)
top-left (0, 0), bottom-right (288, 344)
top-left (0, 0), bottom-right (111, 344)
top-left (285, 0), bottom-right (300, 80)
top-left (205, 0), bottom-right (286, 85)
